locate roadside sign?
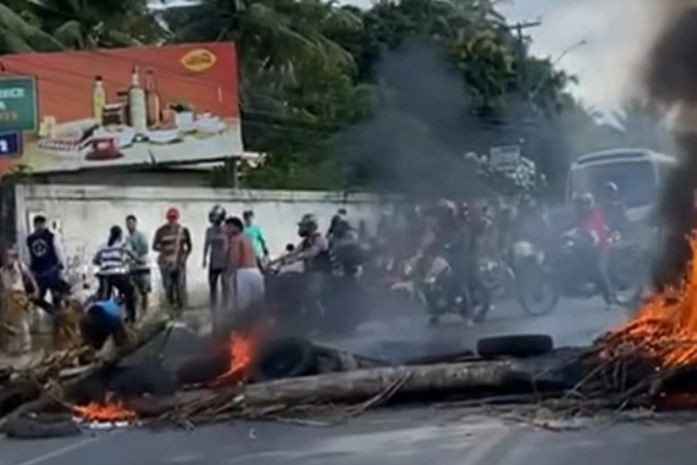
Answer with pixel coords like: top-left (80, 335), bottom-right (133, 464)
top-left (0, 76), bottom-right (37, 132)
top-left (490, 145), bottom-right (521, 171)
top-left (0, 131), bottom-right (22, 157)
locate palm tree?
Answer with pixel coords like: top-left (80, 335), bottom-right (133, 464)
top-left (0, 1), bottom-right (64, 53)
top-left (3, 0), bottom-right (162, 51)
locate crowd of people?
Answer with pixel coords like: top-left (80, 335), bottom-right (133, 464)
top-left (0, 204), bottom-right (361, 353)
top-left (0, 184), bottom-right (629, 354)
top-left (368, 183), bottom-right (630, 322)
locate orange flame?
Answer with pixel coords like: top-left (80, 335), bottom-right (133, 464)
top-left (73, 396), bottom-right (137, 422)
top-left (604, 233), bottom-right (697, 367)
top-left (213, 332), bottom-right (254, 386)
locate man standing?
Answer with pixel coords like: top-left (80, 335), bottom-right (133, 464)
top-left (152, 208), bottom-right (192, 315)
top-left (203, 205), bottom-right (228, 309)
top-left (26, 215), bottom-right (67, 314)
top-left (225, 217), bottom-right (265, 322)
top-left (243, 210), bottom-right (269, 266)
top-left (126, 215), bottom-right (151, 315)
top-left (0, 245), bottom-right (37, 354)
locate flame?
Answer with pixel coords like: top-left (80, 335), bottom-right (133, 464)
top-left (210, 319), bottom-right (275, 386)
top-left (602, 233), bottom-right (697, 368)
top-left (213, 332), bottom-right (254, 386)
top-left (73, 396), bottom-right (137, 422)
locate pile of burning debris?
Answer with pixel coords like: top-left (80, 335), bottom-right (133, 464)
top-left (4, 238), bottom-right (697, 440)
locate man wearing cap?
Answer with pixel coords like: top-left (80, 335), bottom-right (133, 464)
top-left (153, 208), bottom-right (192, 314)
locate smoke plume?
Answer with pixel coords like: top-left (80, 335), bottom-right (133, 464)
top-left (645, 2), bottom-right (697, 287)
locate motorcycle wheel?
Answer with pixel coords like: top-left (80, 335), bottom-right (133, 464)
top-left (603, 243), bottom-right (646, 308)
top-left (514, 260), bottom-right (559, 316)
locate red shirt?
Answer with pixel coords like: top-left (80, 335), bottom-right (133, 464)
top-left (584, 208), bottom-right (609, 247)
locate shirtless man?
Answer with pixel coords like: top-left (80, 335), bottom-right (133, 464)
top-left (225, 217), bottom-right (265, 318)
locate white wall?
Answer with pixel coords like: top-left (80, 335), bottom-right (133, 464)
top-left (15, 184), bottom-right (387, 307)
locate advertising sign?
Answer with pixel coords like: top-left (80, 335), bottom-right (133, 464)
top-left (0, 42), bottom-right (242, 177)
top-left (489, 145), bottom-right (521, 172)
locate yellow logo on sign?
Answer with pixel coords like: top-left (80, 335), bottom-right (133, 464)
top-left (181, 49), bottom-right (217, 72)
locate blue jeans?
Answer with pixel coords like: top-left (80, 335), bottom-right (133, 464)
top-left (33, 268), bottom-right (69, 314)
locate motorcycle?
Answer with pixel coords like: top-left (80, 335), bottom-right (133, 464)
top-left (391, 255), bottom-right (472, 325)
top-left (265, 260), bottom-right (366, 335)
top-left (514, 230), bottom-right (645, 316)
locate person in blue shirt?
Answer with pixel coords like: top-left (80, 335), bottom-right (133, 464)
top-left (80, 298), bottom-right (128, 350)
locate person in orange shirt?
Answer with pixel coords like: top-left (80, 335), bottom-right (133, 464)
top-left (225, 217), bottom-right (265, 322)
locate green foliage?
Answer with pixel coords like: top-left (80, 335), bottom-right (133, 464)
top-left (0, 0), bottom-right (651, 198)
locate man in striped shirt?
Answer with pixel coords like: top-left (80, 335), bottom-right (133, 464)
top-left (93, 226), bottom-right (137, 323)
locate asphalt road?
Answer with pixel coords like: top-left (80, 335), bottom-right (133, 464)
top-left (1, 406), bottom-right (695, 465)
top-left (326, 296), bottom-right (627, 363)
top-left (0, 296), bottom-right (637, 465)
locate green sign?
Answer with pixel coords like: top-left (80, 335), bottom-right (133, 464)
top-left (0, 76), bottom-right (37, 132)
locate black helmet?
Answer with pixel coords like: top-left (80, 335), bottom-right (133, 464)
top-left (298, 213), bottom-right (319, 236)
top-left (208, 205), bottom-right (226, 224)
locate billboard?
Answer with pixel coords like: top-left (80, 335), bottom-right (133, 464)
top-left (0, 42), bottom-right (242, 176)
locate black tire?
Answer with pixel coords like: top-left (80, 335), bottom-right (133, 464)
top-left (477, 334), bottom-right (554, 358)
top-left (251, 337), bottom-right (317, 382)
top-left (515, 260), bottom-right (559, 316)
top-left (1, 417), bottom-right (81, 439)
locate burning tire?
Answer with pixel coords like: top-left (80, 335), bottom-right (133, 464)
top-left (251, 337), bottom-right (318, 382)
top-left (477, 334), bottom-right (554, 358)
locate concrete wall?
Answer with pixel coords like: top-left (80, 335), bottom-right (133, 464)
top-left (14, 184), bottom-right (387, 306)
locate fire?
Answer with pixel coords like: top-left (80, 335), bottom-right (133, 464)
top-left (73, 396), bottom-right (137, 422)
top-left (602, 233), bottom-right (697, 368)
top-left (213, 332), bottom-right (254, 385)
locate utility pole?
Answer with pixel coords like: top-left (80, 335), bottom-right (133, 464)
top-left (506, 20), bottom-right (542, 99)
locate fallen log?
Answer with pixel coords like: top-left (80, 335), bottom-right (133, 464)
top-left (155, 359), bottom-right (546, 423)
top-left (239, 360), bottom-right (536, 407)
top-left (0, 316), bottom-right (170, 430)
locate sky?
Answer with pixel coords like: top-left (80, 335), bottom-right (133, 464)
top-left (499, 0), bottom-right (662, 112)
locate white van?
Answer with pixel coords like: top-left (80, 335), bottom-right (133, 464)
top-left (568, 148), bottom-right (677, 222)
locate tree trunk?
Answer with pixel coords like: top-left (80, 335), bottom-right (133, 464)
top-left (0, 317), bottom-right (170, 428)
top-left (239, 360), bottom-right (533, 407)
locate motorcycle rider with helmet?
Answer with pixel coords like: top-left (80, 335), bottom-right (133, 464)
top-left (274, 214), bottom-right (332, 312)
top-left (567, 192), bottom-right (612, 305)
top-left (602, 182), bottom-right (630, 235)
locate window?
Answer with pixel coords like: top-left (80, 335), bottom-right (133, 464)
top-left (571, 161), bottom-right (657, 208)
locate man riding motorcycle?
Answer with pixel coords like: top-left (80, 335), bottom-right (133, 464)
top-left (565, 193), bottom-right (612, 305)
top-left (602, 182), bottom-right (630, 235)
top-left (271, 214), bottom-right (332, 319)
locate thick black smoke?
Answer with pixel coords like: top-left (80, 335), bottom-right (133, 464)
top-left (645, 7), bottom-right (697, 288)
top-left (333, 38), bottom-right (491, 200)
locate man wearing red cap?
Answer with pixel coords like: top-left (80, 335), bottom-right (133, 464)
top-left (153, 207), bottom-right (192, 314)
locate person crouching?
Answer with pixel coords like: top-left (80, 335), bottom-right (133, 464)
top-left (80, 298), bottom-right (129, 350)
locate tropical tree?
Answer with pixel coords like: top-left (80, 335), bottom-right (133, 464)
top-left (0, 1), bottom-right (64, 52)
top-left (26, 0), bottom-right (163, 48)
